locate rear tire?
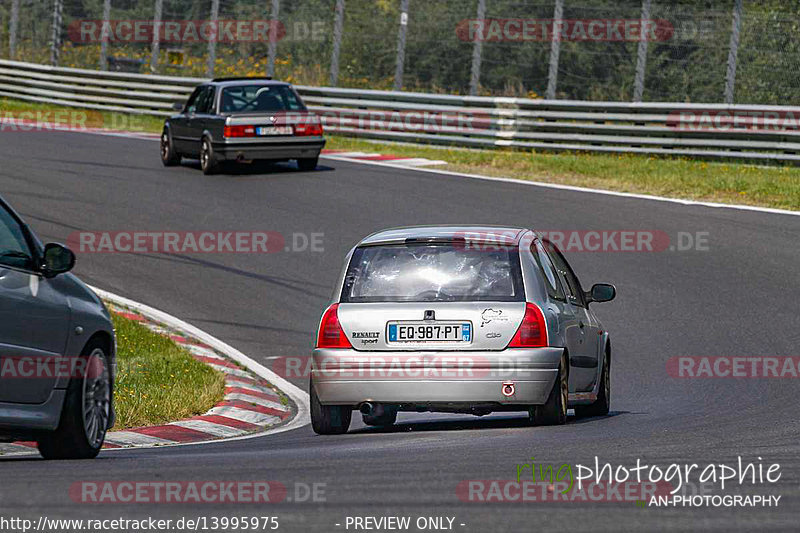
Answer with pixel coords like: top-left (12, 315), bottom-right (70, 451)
top-left (310, 380), bottom-right (351, 435)
top-left (160, 129), bottom-right (180, 166)
top-left (362, 407), bottom-right (397, 427)
top-left (200, 137), bottom-right (220, 175)
top-left (297, 157), bottom-right (318, 171)
top-left (575, 347), bottom-right (610, 418)
top-left (37, 339), bottom-right (111, 459)
top-left (531, 352), bottom-right (568, 426)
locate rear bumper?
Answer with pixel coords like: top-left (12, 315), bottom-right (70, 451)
top-left (213, 137), bottom-right (325, 161)
top-left (311, 347), bottom-right (562, 406)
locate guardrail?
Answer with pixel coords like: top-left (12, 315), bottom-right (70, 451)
top-left (2, 58), bottom-right (799, 163)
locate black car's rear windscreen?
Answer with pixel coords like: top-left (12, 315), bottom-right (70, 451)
top-left (221, 85), bottom-right (306, 113)
top-left (341, 242), bottom-right (525, 303)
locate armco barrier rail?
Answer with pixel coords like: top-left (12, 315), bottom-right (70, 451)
top-left (2, 58), bottom-right (800, 163)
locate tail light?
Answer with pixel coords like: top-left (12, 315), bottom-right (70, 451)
top-left (294, 122), bottom-right (323, 136)
top-left (223, 125), bottom-right (256, 138)
top-left (508, 303), bottom-right (548, 348)
top-left (316, 304), bottom-right (352, 349)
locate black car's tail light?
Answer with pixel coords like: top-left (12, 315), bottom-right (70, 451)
top-left (223, 125), bottom-right (256, 137)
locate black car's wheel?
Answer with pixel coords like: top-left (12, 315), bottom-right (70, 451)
top-left (37, 338), bottom-right (111, 459)
top-left (297, 157), bottom-right (318, 171)
top-left (200, 137), bottom-right (220, 175)
top-left (362, 407), bottom-right (398, 427)
top-left (531, 351), bottom-right (568, 426)
top-left (310, 380), bottom-right (351, 435)
top-left (575, 347), bottom-right (610, 418)
top-left (160, 129), bottom-right (180, 166)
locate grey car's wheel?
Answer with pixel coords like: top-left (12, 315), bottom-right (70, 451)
top-left (37, 339), bottom-right (111, 459)
top-left (297, 157), bottom-right (318, 171)
top-left (200, 138), bottom-right (219, 175)
top-left (531, 352), bottom-right (568, 426)
top-left (310, 380), bottom-right (351, 435)
top-left (362, 407), bottom-right (398, 427)
top-left (575, 347), bottom-right (610, 418)
top-left (160, 129), bottom-right (180, 166)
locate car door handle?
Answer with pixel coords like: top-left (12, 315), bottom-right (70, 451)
top-left (579, 321), bottom-right (585, 329)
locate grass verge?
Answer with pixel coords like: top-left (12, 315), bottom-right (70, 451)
top-left (3, 97), bottom-right (799, 211)
top-left (111, 313), bottom-right (226, 429)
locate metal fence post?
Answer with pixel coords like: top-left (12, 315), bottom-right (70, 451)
top-left (206, 0), bottom-right (220, 77)
top-left (49, 0), bottom-right (64, 66)
top-left (150, 0), bottom-right (163, 72)
top-left (469, 0), bottom-right (486, 96)
top-left (394, 0), bottom-right (410, 90)
top-left (633, 0), bottom-right (651, 102)
top-left (9, 0), bottom-right (20, 59)
top-left (329, 0), bottom-right (345, 86)
top-left (724, 0), bottom-right (743, 104)
top-left (267, 0), bottom-right (280, 78)
top-left (99, 0), bottom-right (111, 70)
top-left (545, 0), bottom-right (564, 100)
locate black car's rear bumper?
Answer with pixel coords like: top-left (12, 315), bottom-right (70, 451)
top-left (212, 137), bottom-right (325, 161)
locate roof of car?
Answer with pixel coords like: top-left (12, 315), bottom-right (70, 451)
top-left (359, 225), bottom-right (529, 246)
top-left (208, 78), bottom-right (289, 87)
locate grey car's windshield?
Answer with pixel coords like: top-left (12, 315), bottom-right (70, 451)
top-left (220, 84), bottom-right (306, 113)
top-left (341, 243), bottom-right (524, 303)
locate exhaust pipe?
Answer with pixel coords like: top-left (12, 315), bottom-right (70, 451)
top-left (359, 402), bottom-right (385, 417)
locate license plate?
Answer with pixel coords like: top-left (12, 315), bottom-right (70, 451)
top-left (256, 126), bottom-right (293, 136)
top-left (388, 322), bottom-right (472, 343)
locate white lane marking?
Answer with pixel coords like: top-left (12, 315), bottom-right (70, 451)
top-left (185, 344), bottom-right (225, 359)
top-left (224, 379), bottom-right (276, 395)
top-left (224, 393), bottom-right (286, 410)
top-left (208, 364), bottom-right (252, 379)
top-left (84, 131), bottom-right (800, 217)
top-left (319, 155), bottom-right (800, 218)
top-left (388, 158), bottom-right (447, 166)
top-left (169, 419), bottom-right (247, 438)
top-left (206, 406), bottom-right (282, 426)
top-left (89, 286), bottom-right (310, 442)
top-left (0, 444), bottom-right (37, 455)
top-left (103, 431), bottom-right (176, 447)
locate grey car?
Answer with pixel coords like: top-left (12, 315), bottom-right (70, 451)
top-left (161, 77), bottom-right (325, 175)
top-left (0, 196), bottom-right (115, 459)
top-left (310, 226), bottom-right (616, 434)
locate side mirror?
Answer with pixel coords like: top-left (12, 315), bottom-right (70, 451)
top-left (41, 243), bottom-right (76, 278)
top-left (586, 283), bottom-right (616, 304)
top-left (172, 102), bottom-right (184, 111)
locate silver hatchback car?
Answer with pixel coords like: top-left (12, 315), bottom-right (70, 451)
top-left (310, 226), bottom-right (616, 434)
top-left (0, 196), bottom-right (115, 459)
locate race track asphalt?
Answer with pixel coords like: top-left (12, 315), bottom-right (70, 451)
top-left (1, 130), bottom-right (799, 532)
